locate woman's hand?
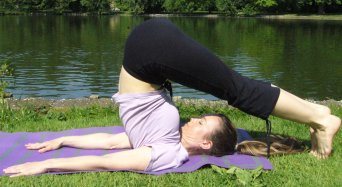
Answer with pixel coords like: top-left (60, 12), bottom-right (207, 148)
top-left (3, 161), bottom-right (48, 177)
top-left (25, 138), bottom-right (63, 153)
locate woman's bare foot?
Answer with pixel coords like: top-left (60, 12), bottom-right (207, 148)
top-left (309, 115), bottom-right (341, 159)
top-left (272, 89), bottom-right (340, 159)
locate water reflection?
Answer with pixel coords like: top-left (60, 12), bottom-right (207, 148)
top-left (0, 16), bottom-right (341, 100)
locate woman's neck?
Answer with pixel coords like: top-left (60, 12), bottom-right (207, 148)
top-left (181, 138), bottom-right (207, 156)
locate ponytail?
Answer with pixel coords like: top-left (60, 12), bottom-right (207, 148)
top-left (236, 135), bottom-right (307, 157)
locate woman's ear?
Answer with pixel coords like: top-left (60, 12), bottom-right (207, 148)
top-left (200, 140), bottom-right (213, 150)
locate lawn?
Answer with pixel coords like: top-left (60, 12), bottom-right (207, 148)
top-left (0, 100), bottom-right (341, 186)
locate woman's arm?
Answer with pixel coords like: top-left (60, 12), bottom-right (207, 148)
top-left (4, 146), bottom-right (151, 177)
top-left (26, 132), bottom-right (132, 153)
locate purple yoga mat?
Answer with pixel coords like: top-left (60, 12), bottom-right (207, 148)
top-left (0, 126), bottom-right (272, 176)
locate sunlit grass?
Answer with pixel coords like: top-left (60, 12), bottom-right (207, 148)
top-left (0, 101), bottom-right (341, 186)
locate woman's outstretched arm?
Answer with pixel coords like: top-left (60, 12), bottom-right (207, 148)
top-left (26, 132), bottom-right (132, 153)
top-left (3, 146), bottom-right (151, 177)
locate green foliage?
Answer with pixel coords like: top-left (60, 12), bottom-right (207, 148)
top-left (255, 0), bottom-right (277, 8)
top-left (124, 0), bottom-right (164, 14)
top-left (314, 0), bottom-right (342, 13)
top-left (241, 3), bottom-right (258, 16)
top-left (199, 0), bottom-right (217, 12)
top-left (215, 0), bottom-right (238, 15)
top-left (212, 165), bottom-right (265, 186)
top-left (163, 0), bottom-right (180, 12)
top-left (0, 0), bottom-right (114, 13)
top-left (315, 0), bottom-right (342, 5)
top-left (112, 0), bottom-right (130, 11)
top-left (0, 0), bottom-right (342, 14)
top-left (127, 0), bottom-right (145, 14)
top-left (276, 0), bottom-right (342, 13)
top-left (163, 0), bottom-right (190, 13)
top-left (0, 59), bottom-right (13, 131)
top-left (0, 59), bottom-right (14, 98)
top-left (80, 0), bottom-right (111, 13)
top-left (55, 0), bottom-right (75, 12)
top-left (0, 106), bottom-right (13, 130)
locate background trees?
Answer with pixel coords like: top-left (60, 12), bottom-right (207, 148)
top-left (0, 0), bottom-right (341, 14)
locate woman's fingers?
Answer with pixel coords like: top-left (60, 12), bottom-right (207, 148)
top-left (26, 143), bottom-right (51, 152)
top-left (38, 146), bottom-right (53, 153)
top-left (3, 166), bottom-right (18, 174)
top-left (4, 162), bottom-right (47, 177)
top-left (25, 143), bottom-right (46, 150)
top-left (3, 163), bottom-right (27, 174)
top-left (25, 140), bottom-right (60, 153)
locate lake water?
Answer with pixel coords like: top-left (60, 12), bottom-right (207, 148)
top-left (0, 15), bottom-right (341, 100)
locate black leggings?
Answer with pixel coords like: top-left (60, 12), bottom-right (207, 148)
top-left (123, 18), bottom-right (280, 120)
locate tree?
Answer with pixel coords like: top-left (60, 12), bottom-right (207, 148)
top-left (54, 0), bottom-right (78, 12)
top-left (123, 0), bottom-right (164, 14)
top-left (196, 0), bottom-right (217, 13)
top-left (163, 0), bottom-right (187, 13)
top-left (314, 0), bottom-right (342, 14)
top-left (36, 0), bottom-right (56, 10)
top-left (255, 0), bottom-right (277, 8)
top-left (215, 0), bottom-right (238, 15)
top-left (80, 0), bottom-right (110, 12)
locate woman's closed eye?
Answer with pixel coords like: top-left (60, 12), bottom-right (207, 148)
top-left (199, 118), bottom-right (207, 125)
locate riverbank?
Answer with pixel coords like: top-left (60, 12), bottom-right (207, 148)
top-left (1, 11), bottom-right (342, 21)
top-left (146, 13), bottom-right (342, 20)
top-left (258, 14), bottom-right (342, 20)
top-left (4, 96), bottom-right (342, 110)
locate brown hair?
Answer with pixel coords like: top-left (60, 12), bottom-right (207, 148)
top-left (206, 114), bottom-right (307, 157)
top-left (203, 114), bottom-right (237, 156)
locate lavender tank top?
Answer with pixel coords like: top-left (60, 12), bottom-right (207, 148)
top-left (112, 90), bottom-right (188, 171)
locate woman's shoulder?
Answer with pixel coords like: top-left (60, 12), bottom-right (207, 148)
top-left (145, 143), bottom-right (189, 172)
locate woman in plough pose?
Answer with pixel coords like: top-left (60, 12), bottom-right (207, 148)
top-left (4, 18), bottom-right (340, 177)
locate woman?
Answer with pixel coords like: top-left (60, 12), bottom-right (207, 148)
top-left (4, 18), bottom-right (340, 177)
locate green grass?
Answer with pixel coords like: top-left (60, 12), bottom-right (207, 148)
top-left (0, 101), bottom-right (341, 186)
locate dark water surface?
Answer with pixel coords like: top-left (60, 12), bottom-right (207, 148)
top-left (0, 15), bottom-right (341, 100)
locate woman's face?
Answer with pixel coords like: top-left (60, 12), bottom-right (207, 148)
top-left (181, 115), bottom-right (222, 143)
